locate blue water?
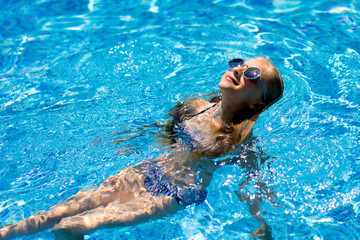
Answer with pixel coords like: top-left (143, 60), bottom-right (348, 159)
top-left (1, 0), bottom-right (360, 239)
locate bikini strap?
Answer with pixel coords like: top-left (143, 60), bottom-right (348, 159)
top-left (188, 103), bottom-right (217, 119)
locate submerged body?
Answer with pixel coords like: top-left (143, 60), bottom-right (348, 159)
top-left (0, 57), bottom-right (283, 239)
top-left (0, 99), bottom-right (257, 240)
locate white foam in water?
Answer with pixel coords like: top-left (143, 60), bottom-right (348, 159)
top-left (149, 0), bottom-right (159, 13)
top-left (88, 0), bottom-right (95, 12)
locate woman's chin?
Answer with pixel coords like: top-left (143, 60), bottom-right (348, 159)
top-left (218, 81), bottom-right (234, 91)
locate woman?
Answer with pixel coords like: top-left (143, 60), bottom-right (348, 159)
top-left (0, 57), bottom-right (284, 240)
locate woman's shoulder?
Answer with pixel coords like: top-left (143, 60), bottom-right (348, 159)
top-left (188, 98), bottom-right (212, 114)
top-left (168, 98), bottom-right (211, 118)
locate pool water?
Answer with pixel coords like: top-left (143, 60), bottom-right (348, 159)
top-left (1, 0), bottom-right (360, 239)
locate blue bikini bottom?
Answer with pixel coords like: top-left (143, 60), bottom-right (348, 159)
top-left (138, 160), bottom-right (207, 207)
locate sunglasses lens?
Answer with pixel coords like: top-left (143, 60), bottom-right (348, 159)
top-left (228, 58), bottom-right (244, 68)
top-left (243, 67), bottom-right (261, 79)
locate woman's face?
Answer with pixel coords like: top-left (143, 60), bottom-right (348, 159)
top-left (218, 58), bottom-right (270, 108)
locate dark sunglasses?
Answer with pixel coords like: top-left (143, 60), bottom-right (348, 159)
top-left (228, 58), bottom-right (267, 103)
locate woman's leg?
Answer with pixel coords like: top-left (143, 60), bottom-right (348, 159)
top-left (0, 167), bottom-right (145, 240)
top-left (0, 187), bottom-right (101, 240)
top-left (52, 193), bottom-right (182, 239)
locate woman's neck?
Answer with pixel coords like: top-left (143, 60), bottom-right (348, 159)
top-left (218, 100), bottom-right (253, 124)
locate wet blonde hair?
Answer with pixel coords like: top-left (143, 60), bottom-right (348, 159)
top-left (256, 57), bottom-right (284, 106)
